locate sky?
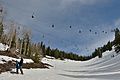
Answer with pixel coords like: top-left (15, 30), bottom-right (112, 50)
top-left (1, 0), bottom-right (120, 55)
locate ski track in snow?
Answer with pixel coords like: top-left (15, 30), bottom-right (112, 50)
top-left (1, 49), bottom-right (120, 80)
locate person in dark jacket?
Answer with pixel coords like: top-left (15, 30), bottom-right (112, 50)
top-left (19, 57), bottom-right (23, 74)
top-left (16, 58), bottom-right (24, 74)
top-left (16, 60), bottom-right (19, 74)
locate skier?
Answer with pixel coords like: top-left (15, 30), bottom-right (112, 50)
top-left (19, 57), bottom-right (24, 74)
top-left (16, 58), bottom-right (24, 74)
top-left (16, 60), bottom-right (19, 74)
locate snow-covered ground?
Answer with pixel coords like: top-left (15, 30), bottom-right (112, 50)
top-left (0, 43), bottom-right (9, 51)
top-left (0, 48), bottom-right (120, 80)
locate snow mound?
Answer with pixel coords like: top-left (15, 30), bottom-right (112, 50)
top-left (0, 43), bottom-right (9, 51)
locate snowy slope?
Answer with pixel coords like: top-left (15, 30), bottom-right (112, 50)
top-left (0, 48), bottom-right (120, 80)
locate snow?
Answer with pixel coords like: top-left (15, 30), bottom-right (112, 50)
top-left (0, 43), bottom-right (9, 51)
top-left (1, 48), bottom-right (120, 80)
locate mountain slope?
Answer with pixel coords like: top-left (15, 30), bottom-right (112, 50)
top-left (0, 48), bottom-right (120, 80)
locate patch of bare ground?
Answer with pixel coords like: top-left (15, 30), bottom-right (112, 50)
top-left (0, 51), bottom-right (19, 58)
top-left (0, 50), bottom-right (31, 59)
top-left (22, 62), bottom-right (53, 69)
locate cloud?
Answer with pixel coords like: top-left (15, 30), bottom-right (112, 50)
top-left (64, 0), bottom-right (97, 5)
top-left (60, 0), bottom-right (108, 8)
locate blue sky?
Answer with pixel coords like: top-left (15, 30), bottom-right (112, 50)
top-left (1, 0), bottom-right (120, 55)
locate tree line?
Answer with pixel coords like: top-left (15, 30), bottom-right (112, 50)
top-left (40, 28), bottom-right (120, 61)
top-left (42, 44), bottom-right (87, 61)
top-left (40, 40), bottom-right (113, 61)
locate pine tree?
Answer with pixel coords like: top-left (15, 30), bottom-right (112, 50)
top-left (98, 48), bottom-right (102, 58)
top-left (42, 44), bottom-right (46, 56)
top-left (40, 41), bottom-right (43, 47)
top-left (92, 49), bottom-right (98, 58)
top-left (106, 41), bottom-right (112, 51)
top-left (46, 46), bottom-right (51, 56)
top-left (0, 22), bottom-right (3, 38)
top-left (114, 28), bottom-right (120, 45)
top-left (54, 48), bottom-right (59, 59)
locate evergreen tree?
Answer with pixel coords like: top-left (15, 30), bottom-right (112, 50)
top-left (32, 44), bottom-right (40, 63)
top-left (106, 41), bottom-right (112, 51)
top-left (0, 22), bottom-right (3, 38)
top-left (54, 48), bottom-right (59, 59)
top-left (114, 28), bottom-right (120, 45)
top-left (40, 41), bottom-right (43, 47)
top-left (42, 44), bottom-right (46, 56)
top-left (92, 49), bottom-right (98, 58)
top-left (46, 46), bottom-right (51, 56)
top-left (98, 48), bottom-right (102, 58)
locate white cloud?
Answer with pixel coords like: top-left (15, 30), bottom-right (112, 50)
top-left (60, 0), bottom-right (108, 8)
